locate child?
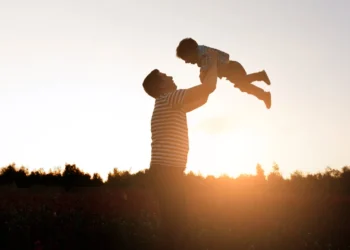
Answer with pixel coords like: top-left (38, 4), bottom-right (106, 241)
top-left (176, 37), bottom-right (272, 109)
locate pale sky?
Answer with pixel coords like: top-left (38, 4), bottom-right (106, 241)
top-left (1, 0), bottom-right (349, 180)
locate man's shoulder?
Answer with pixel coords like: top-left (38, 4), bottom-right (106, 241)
top-left (155, 89), bottom-right (187, 110)
top-left (159, 89), bottom-right (186, 98)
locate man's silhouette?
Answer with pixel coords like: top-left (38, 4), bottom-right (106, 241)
top-left (142, 51), bottom-right (219, 249)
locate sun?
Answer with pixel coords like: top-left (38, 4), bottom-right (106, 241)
top-left (188, 127), bottom-right (267, 178)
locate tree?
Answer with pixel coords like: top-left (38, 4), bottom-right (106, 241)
top-left (106, 168), bottom-right (131, 187)
top-left (340, 166), bottom-right (350, 194)
top-left (290, 170), bottom-right (304, 181)
top-left (0, 164), bottom-right (17, 185)
top-left (62, 163), bottom-right (89, 190)
top-left (15, 166), bottom-right (30, 188)
top-left (92, 173), bottom-right (103, 186)
top-left (255, 163), bottom-right (266, 181)
top-left (267, 162), bottom-right (283, 188)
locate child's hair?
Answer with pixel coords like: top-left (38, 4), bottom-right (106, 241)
top-left (142, 69), bottom-right (162, 98)
top-left (176, 38), bottom-right (198, 59)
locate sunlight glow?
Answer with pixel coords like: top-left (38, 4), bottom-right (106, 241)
top-left (188, 127), bottom-right (268, 178)
top-left (1, 0), bottom-right (349, 180)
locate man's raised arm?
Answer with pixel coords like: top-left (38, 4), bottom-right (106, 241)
top-left (182, 50), bottom-right (218, 106)
top-left (182, 95), bottom-right (209, 113)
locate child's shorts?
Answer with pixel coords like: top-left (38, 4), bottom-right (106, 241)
top-left (218, 61), bottom-right (247, 81)
top-left (200, 60), bottom-right (248, 85)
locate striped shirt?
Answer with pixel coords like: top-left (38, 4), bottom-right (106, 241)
top-left (150, 89), bottom-right (189, 168)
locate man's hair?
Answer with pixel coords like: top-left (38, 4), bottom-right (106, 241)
top-left (142, 69), bottom-right (162, 98)
top-left (176, 37), bottom-right (198, 59)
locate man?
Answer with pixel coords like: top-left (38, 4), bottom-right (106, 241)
top-left (142, 51), bottom-right (218, 249)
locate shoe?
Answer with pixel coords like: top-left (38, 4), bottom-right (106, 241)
top-left (261, 70), bottom-right (271, 85)
top-left (264, 92), bottom-right (271, 109)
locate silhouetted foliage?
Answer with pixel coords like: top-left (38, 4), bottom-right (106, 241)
top-left (107, 168), bottom-right (132, 187)
top-left (61, 164), bottom-right (92, 190)
top-left (91, 173), bottom-right (104, 187)
top-left (1, 162), bottom-right (350, 249)
top-left (0, 164), bottom-right (17, 185)
top-left (1, 163), bottom-right (350, 195)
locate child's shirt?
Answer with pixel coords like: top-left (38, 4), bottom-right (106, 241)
top-left (197, 45), bottom-right (230, 72)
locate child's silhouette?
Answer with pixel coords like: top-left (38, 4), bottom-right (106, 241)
top-left (176, 37), bottom-right (272, 109)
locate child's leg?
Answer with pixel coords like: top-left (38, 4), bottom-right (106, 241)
top-left (220, 61), bottom-right (270, 85)
top-left (245, 71), bottom-right (271, 85)
top-left (234, 82), bottom-right (271, 109)
top-left (219, 61), bottom-right (271, 109)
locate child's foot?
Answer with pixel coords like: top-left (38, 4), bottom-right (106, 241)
top-left (261, 70), bottom-right (271, 85)
top-left (264, 92), bottom-right (271, 109)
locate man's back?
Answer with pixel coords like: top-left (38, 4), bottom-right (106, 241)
top-left (150, 89), bottom-right (189, 168)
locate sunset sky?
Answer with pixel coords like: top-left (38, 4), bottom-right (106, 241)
top-left (1, 0), bottom-right (349, 180)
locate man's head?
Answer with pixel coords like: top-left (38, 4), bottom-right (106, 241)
top-left (176, 37), bottom-right (199, 64)
top-left (142, 69), bottom-right (177, 98)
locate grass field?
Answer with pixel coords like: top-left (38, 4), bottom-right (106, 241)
top-left (1, 184), bottom-right (350, 250)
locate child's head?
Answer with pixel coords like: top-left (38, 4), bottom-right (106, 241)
top-left (142, 69), bottom-right (177, 98)
top-left (176, 38), bottom-right (198, 64)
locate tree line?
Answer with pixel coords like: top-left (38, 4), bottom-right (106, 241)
top-left (1, 163), bottom-right (350, 194)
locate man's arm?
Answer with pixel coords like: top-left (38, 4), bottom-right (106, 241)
top-left (182, 50), bottom-right (218, 106)
top-left (182, 96), bottom-right (208, 113)
top-left (163, 51), bottom-right (218, 110)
